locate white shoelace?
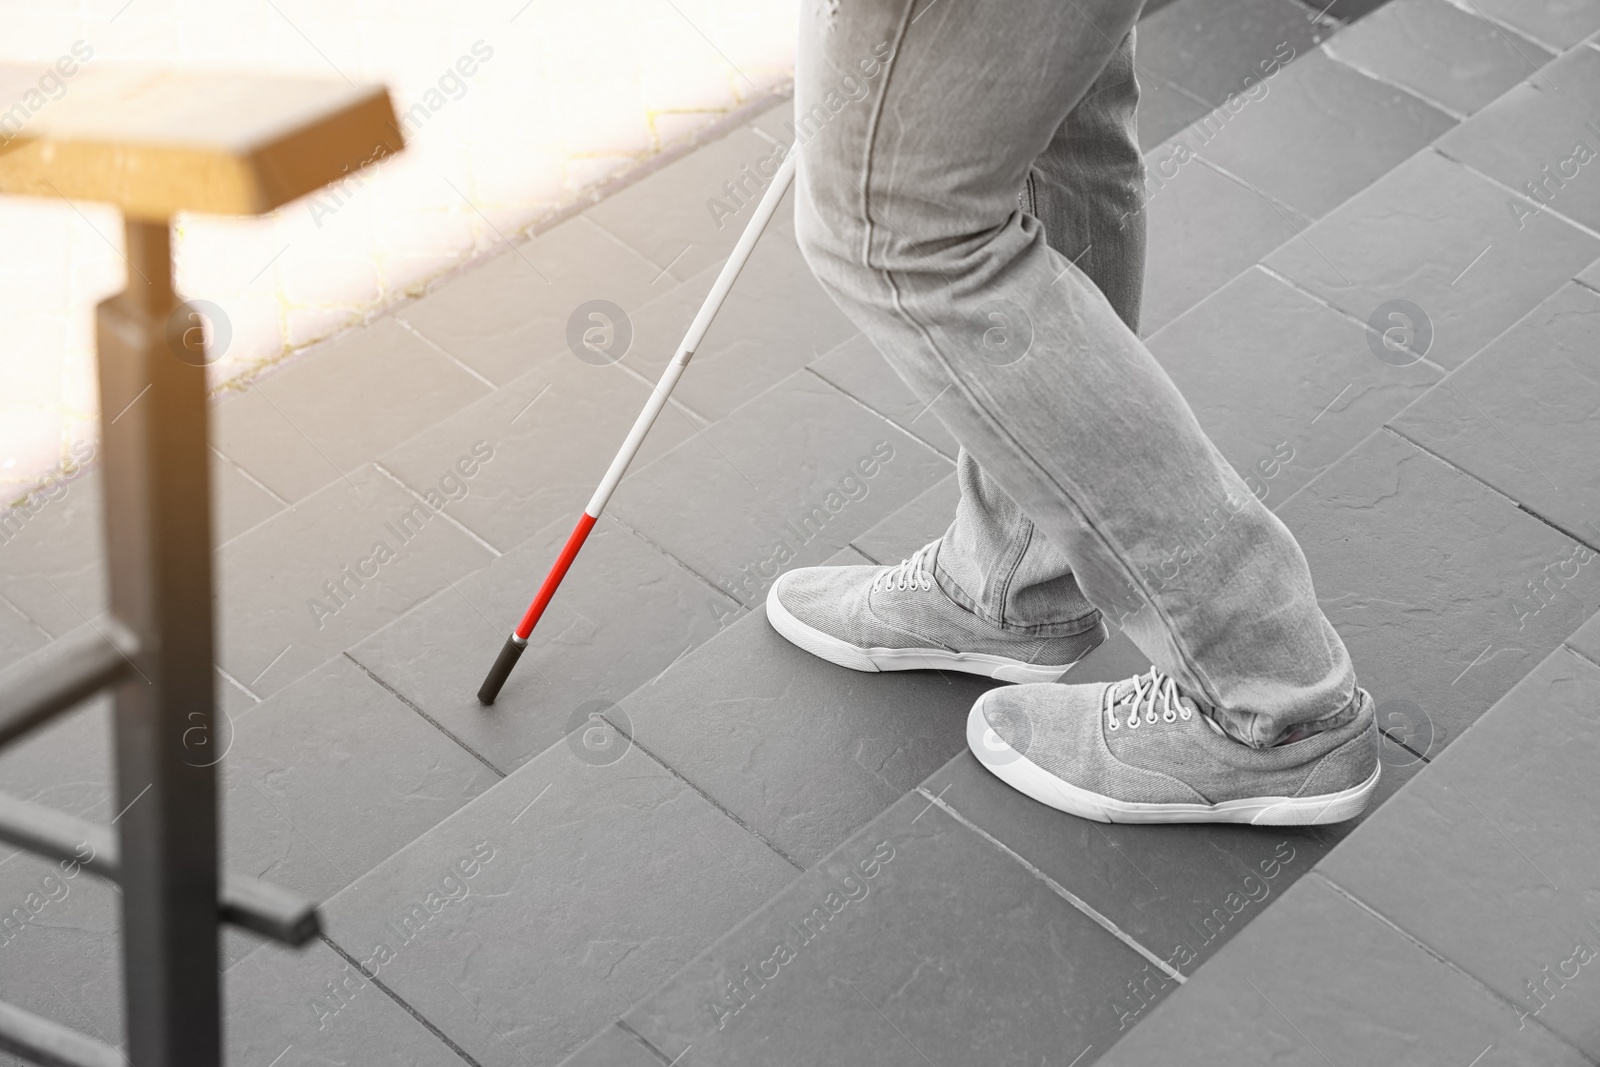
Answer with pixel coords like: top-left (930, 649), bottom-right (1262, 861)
top-left (1105, 667), bottom-right (1193, 731)
top-left (871, 542), bottom-right (937, 593)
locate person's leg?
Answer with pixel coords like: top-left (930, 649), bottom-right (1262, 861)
top-left (792, 0), bottom-right (1357, 747)
top-left (934, 29), bottom-right (1145, 639)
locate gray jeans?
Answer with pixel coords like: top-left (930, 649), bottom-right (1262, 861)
top-left (792, 0), bottom-right (1357, 746)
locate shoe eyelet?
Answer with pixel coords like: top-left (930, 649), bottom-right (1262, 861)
top-left (1126, 715), bottom-right (1139, 730)
top-left (1180, 709), bottom-right (1192, 721)
top-left (1145, 712), bottom-right (1158, 725)
top-left (1162, 710), bottom-right (1176, 723)
top-left (1108, 719), bottom-right (1119, 731)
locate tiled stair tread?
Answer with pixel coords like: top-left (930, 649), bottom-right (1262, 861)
top-left (1137, 154), bottom-right (1307, 336)
top-left (1466, 0), bottom-right (1600, 50)
top-left (1098, 642), bottom-right (1600, 1065)
top-left (1313, 645), bottom-right (1600, 1057)
top-left (1190, 46), bottom-right (1457, 220)
top-left (1390, 281), bottom-right (1600, 544)
top-left (374, 353), bottom-right (697, 555)
top-left (1278, 428), bottom-right (1600, 759)
top-left (807, 334), bottom-right (961, 459)
top-left (1146, 265), bottom-right (1440, 506)
top-left (311, 723), bottom-right (796, 1067)
top-left (212, 318), bottom-right (493, 507)
top-left (607, 369), bottom-right (954, 612)
top-left (609, 227), bottom-right (859, 424)
top-left (615, 602), bottom-right (992, 869)
top-left (396, 214), bottom-right (672, 388)
top-left (1094, 872), bottom-right (1592, 1066)
top-left (1324, 0), bottom-right (1558, 116)
top-left (213, 463), bottom-right (495, 701)
top-left (349, 510), bottom-right (741, 775)
top-left (618, 790), bottom-right (1157, 1067)
top-left (1434, 43), bottom-right (1600, 235)
top-left (1134, 0), bottom-right (1335, 109)
top-left (1262, 145), bottom-right (1600, 371)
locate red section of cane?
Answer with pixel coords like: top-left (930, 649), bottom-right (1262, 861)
top-left (476, 512), bottom-right (596, 705)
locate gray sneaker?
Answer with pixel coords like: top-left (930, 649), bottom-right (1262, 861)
top-left (969, 668), bottom-right (1379, 825)
top-left (765, 540), bottom-right (1106, 684)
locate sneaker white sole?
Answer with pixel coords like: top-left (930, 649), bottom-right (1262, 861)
top-left (967, 700), bottom-right (1380, 826)
top-left (765, 577), bottom-right (1099, 685)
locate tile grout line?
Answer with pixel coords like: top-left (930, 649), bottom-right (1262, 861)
top-left (915, 787), bottom-right (1184, 983)
top-left (1436, 0), bottom-right (1568, 57)
top-left (600, 711), bottom-right (807, 873)
top-left (215, 664), bottom-right (262, 705)
top-left (342, 651), bottom-right (508, 779)
top-left (600, 512), bottom-right (748, 613)
top-left (1436, 150), bottom-right (1600, 243)
top-left (802, 365), bottom-right (960, 464)
top-left (614, 1018), bottom-right (676, 1066)
top-left (1311, 873), bottom-right (1593, 1056)
top-left (393, 316), bottom-right (500, 392)
top-left (1380, 425), bottom-right (1600, 554)
top-left (1562, 642), bottom-right (1600, 673)
top-left (1319, 43), bottom-right (1470, 122)
top-left (0, 589), bottom-right (52, 644)
top-left (211, 444), bottom-right (292, 508)
top-left (319, 934), bottom-right (491, 1067)
top-left (370, 461), bottom-right (503, 559)
top-left (1249, 263), bottom-right (1454, 377)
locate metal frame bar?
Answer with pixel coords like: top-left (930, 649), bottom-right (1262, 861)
top-left (0, 622), bottom-right (138, 749)
top-left (95, 218), bottom-right (224, 1065)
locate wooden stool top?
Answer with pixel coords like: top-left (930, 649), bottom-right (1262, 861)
top-left (0, 65), bottom-right (402, 219)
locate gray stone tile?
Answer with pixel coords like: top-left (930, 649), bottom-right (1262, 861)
top-left (0, 594), bottom-right (46, 671)
top-left (807, 334), bottom-right (961, 459)
top-left (225, 939), bottom-right (465, 1067)
top-left (919, 742), bottom-right (1419, 989)
top-left (1583, 253), bottom-right (1600, 287)
top-left (0, 469), bottom-right (104, 640)
top-left (614, 227), bottom-right (858, 423)
top-left (1435, 45), bottom-right (1600, 234)
top-left (1139, 155), bottom-right (1306, 335)
top-left (1314, 647), bottom-right (1600, 1057)
top-left (377, 356), bottom-right (694, 553)
top-left (1135, 0), bottom-right (1333, 108)
top-left (318, 731), bottom-right (795, 1067)
top-left (1097, 873), bottom-right (1592, 1067)
top-left (398, 215), bottom-right (672, 387)
top-left (1135, 72), bottom-right (1214, 153)
top-left (0, 848), bottom-right (122, 1056)
top-left (214, 464), bottom-right (495, 700)
top-left (556, 1025), bottom-right (662, 1067)
top-left (587, 124), bottom-right (793, 282)
top-left (1324, 0), bottom-right (1556, 116)
top-left (1197, 48), bottom-right (1455, 219)
top-left (1469, 0), bottom-right (1600, 49)
top-left (610, 371), bottom-right (952, 610)
top-left (624, 791), bottom-right (1156, 1067)
top-left (618, 607), bottom-right (989, 867)
top-left (1277, 429), bottom-right (1600, 759)
top-left (1264, 148), bottom-right (1600, 370)
top-left (0, 684), bottom-right (110, 820)
top-left (824, 545), bottom-right (875, 566)
top-left (213, 318), bottom-right (491, 504)
top-left (218, 657), bottom-right (499, 958)
top-left (212, 450), bottom-right (286, 544)
top-left (1569, 609), bottom-right (1600, 665)
top-left (849, 473), bottom-right (958, 565)
top-left (349, 511), bottom-right (739, 774)
top-left (1148, 267), bottom-right (1441, 505)
top-left (1390, 283), bottom-right (1600, 541)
